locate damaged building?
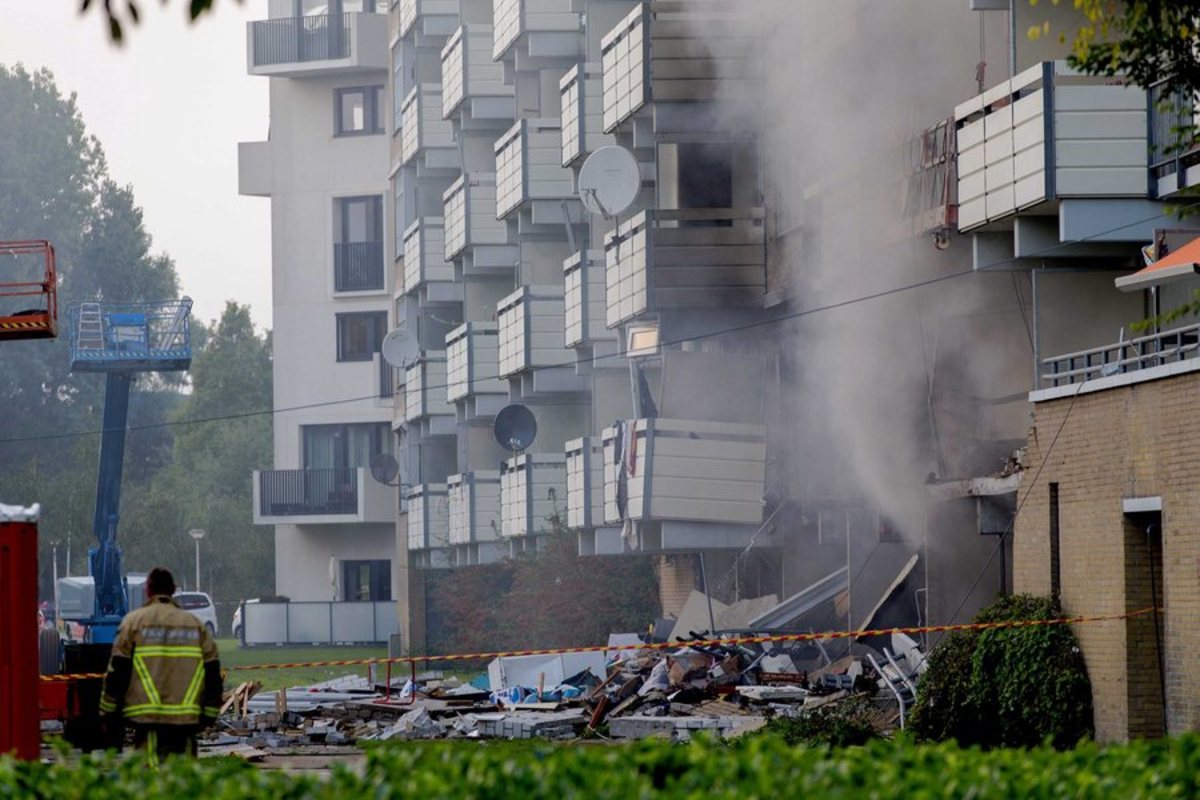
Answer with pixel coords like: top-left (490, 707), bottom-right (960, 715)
top-left (236, 0), bottom-right (1200, 741)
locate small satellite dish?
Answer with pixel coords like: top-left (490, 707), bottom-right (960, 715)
top-left (381, 328), bottom-right (420, 370)
top-left (578, 145), bottom-right (640, 218)
top-left (493, 404), bottom-right (538, 452)
top-left (369, 453), bottom-right (400, 485)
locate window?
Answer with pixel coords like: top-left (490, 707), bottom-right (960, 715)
top-left (335, 86), bottom-right (384, 135)
top-left (342, 559), bottom-right (391, 602)
top-left (302, 422), bottom-right (392, 469)
top-left (334, 196), bottom-right (384, 291)
top-left (336, 311), bottom-right (388, 361)
top-left (1049, 483), bottom-right (1060, 599)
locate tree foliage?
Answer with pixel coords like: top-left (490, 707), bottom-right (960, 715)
top-left (909, 594), bottom-right (1093, 749)
top-left (80, 0), bottom-right (237, 43)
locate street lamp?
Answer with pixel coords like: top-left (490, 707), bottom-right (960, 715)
top-left (188, 529), bottom-right (206, 592)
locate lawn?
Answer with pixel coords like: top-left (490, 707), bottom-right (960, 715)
top-left (215, 638), bottom-right (388, 691)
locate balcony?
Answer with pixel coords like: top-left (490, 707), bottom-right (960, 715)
top-left (1149, 82), bottom-right (1200, 198)
top-left (559, 64), bottom-right (607, 167)
top-left (1035, 322), bottom-right (1200, 398)
top-left (247, 12), bottom-right (388, 78)
top-left (445, 322), bottom-right (507, 415)
top-left (500, 452), bottom-right (567, 538)
top-left (398, 0), bottom-right (459, 44)
top-left (403, 352), bottom-right (456, 436)
top-left (440, 25), bottom-right (514, 121)
top-left (492, 0), bottom-right (582, 63)
top-left (494, 118), bottom-right (578, 220)
top-left (564, 437), bottom-right (605, 530)
top-left (497, 287), bottom-right (586, 395)
top-left (442, 174), bottom-right (516, 267)
top-left (375, 353), bottom-right (399, 400)
top-left (399, 84), bottom-right (457, 172)
top-left (601, 419), bottom-right (766, 527)
top-left (334, 241), bottom-right (385, 292)
top-left (406, 483), bottom-right (451, 558)
top-left (605, 208), bottom-right (766, 326)
top-left (401, 218), bottom-right (459, 302)
top-left (563, 249), bottom-right (614, 351)
top-left (955, 61), bottom-right (1150, 232)
top-left (601, 2), bottom-right (761, 134)
top-left (447, 471), bottom-right (506, 565)
top-left (253, 467), bottom-right (395, 525)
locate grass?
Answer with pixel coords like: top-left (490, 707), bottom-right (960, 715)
top-left (215, 638), bottom-right (387, 691)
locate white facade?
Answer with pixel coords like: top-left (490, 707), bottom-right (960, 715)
top-left (240, 0), bottom-right (397, 604)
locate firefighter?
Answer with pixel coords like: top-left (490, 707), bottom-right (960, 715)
top-left (99, 567), bottom-right (222, 762)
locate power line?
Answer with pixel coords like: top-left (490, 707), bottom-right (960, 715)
top-left (0, 211), bottom-right (1166, 447)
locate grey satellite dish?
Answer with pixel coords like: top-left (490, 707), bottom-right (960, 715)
top-left (578, 145), bottom-right (640, 218)
top-left (381, 328), bottom-right (420, 370)
top-left (369, 453), bottom-right (400, 485)
top-left (493, 404), bottom-right (537, 452)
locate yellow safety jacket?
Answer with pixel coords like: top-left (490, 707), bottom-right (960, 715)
top-left (99, 595), bottom-right (222, 726)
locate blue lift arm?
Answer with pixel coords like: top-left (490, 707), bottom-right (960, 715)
top-left (88, 372), bottom-right (132, 642)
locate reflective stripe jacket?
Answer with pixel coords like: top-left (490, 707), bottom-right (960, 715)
top-left (99, 595), bottom-right (222, 726)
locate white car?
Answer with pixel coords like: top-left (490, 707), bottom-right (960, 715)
top-left (231, 599), bottom-right (258, 641)
top-left (176, 591), bottom-right (218, 637)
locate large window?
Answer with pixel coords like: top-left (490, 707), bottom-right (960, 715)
top-left (335, 86), bottom-right (384, 136)
top-left (334, 195), bottom-right (384, 291)
top-left (336, 310), bottom-right (388, 361)
top-left (342, 559), bottom-right (391, 601)
top-left (302, 422), bottom-right (392, 469)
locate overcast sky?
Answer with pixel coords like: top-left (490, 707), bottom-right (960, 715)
top-left (0, 2), bottom-right (273, 329)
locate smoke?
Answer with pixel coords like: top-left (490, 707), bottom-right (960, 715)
top-left (691, 1), bottom-right (1031, 541)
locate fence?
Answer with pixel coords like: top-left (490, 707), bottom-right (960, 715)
top-left (258, 468), bottom-right (359, 517)
top-left (334, 241), bottom-right (385, 291)
top-left (1041, 323), bottom-right (1200, 388)
top-left (250, 14), bottom-right (351, 66)
top-left (241, 601), bottom-right (397, 646)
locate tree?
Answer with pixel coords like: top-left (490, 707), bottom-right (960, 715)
top-left (81, 0), bottom-right (238, 43)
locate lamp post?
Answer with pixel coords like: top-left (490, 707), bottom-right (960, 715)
top-left (188, 529), bottom-right (206, 592)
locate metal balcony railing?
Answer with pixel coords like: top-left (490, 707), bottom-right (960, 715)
top-left (258, 468), bottom-right (359, 516)
top-left (1041, 323), bottom-right (1200, 388)
top-left (250, 14), bottom-right (351, 66)
top-left (1150, 80), bottom-right (1200, 181)
top-left (378, 354), bottom-right (398, 399)
top-left (334, 240), bottom-right (384, 291)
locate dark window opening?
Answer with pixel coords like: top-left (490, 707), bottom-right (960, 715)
top-left (343, 559), bottom-right (391, 602)
top-left (335, 86), bottom-right (385, 136)
top-left (677, 142), bottom-right (734, 211)
top-left (335, 311), bottom-right (388, 361)
top-left (302, 422), bottom-right (392, 469)
top-left (334, 196), bottom-right (384, 291)
top-left (1049, 482), bottom-right (1060, 598)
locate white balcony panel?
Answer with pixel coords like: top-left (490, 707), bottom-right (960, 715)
top-left (565, 437), bottom-right (604, 530)
top-left (559, 64), bottom-right (609, 167)
top-left (402, 217), bottom-right (452, 295)
top-left (247, 12), bottom-right (388, 78)
top-left (404, 352), bottom-right (454, 423)
top-left (400, 84), bottom-right (454, 165)
top-left (445, 322), bottom-right (506, 402)
top-left (448, 471), bottom-right (501, 544)
top-left (497, 286), bottom-right (572, 377)
top-left (238, 141), bottom-right (271, 197)
top-left (494, 0), bottom-right (581, 59)
top-left (443, 175), bottom-right (511, 260)
top-left (601, 5), bottom-right (648, 132)
top-left (602, 419), bottom-right (766, 526)
top-left (495, 118), bottom-right (576, 218)
top-left (564, 249), bottom-right (613, 349)
top-left (399, 0), bottom-right (459, 40)
top-left (493, 0), bottom-right (521, 58)
top-left (407, 483), bottom-right (450, 551)
top-left (501, 452), bottom-right (567, 538)
top-left (441, 25), bottom-right (512, 119)
top-left (954, 61), bottom-right (1150, 231)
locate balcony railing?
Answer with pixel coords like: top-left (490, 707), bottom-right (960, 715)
top-left (605, 208), bottom-right (767, 326)
top-left (258, 468), bottom-right (359, 517)
top-left (377, 353), bottom-right (398, 399)
top-left (1040, 323), bottom-right (1200, 389)
top-left (334, 241), bottom-right (384, 291)
top-left (251, 14), bottom-right (350, 66)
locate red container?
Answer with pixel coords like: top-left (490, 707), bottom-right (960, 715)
top-left (0, 509), bottom-right (40, 760)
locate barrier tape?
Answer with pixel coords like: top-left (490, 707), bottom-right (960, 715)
top-left (39, 607), bottom-right (1157, 684)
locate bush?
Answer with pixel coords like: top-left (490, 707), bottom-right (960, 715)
top-left (7, 733), bottom-right (1200, 798)
top-left (909, 593), bottom-right (1093, 748)
top-left (764, 694), bottom-right (880, 747)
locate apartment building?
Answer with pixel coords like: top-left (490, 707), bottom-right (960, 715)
top-left (239, 0), bottom-right (399, 605)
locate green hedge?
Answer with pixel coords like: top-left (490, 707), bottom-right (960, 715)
top-left (6, 734), bottom-right (1200, 798)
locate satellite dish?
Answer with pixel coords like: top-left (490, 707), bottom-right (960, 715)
top-left (578, 145), bottom-right (640, 218)
top-left (369, 453), bottom-right (400, 485)
top-left (493, 404), bottom-right (538, 452)
top-left (381, 329), bottom-right (420, 369)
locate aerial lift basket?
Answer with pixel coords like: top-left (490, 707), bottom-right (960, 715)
top-left (0, 240), bottom-right (57, 341)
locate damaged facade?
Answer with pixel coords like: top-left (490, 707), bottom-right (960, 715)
top-left (240, 0), bottom-right (1200, 742)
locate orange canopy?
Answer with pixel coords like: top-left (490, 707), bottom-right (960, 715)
top-left (1115, 236), bottom-right (1200, 292)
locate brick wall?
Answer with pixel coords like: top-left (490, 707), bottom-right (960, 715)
top-left (656, 554), bottom-right (698, 617)
top-left (1015, 372), bottom-right (1200, 741)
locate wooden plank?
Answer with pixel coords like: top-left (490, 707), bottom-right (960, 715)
top-left (649, 454), bottom-right (766, 482)
top-left (648, 475), bottom-right (763, 502)
top-left (641, 497), bottom-right (762, 524)
top-left (654, 287), bottom-right (763, 307)
top-left (653, 245), bottom-right (766, 267)
top-left (652, 437), bottom-right (766, 461)
top-left (653, 266), bottom-right (767, 288)
top-left (653, 226), bottom-right (764, 246)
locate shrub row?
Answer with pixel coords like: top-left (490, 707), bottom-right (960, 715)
top-left (5, 733), bottom-right (1200, 799)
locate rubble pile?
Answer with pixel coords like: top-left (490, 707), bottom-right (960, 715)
top-left (200, 626), bottom-right (928, 755)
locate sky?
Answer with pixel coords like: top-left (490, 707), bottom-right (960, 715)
top-left (0, 1), bottom-right (273, 329)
